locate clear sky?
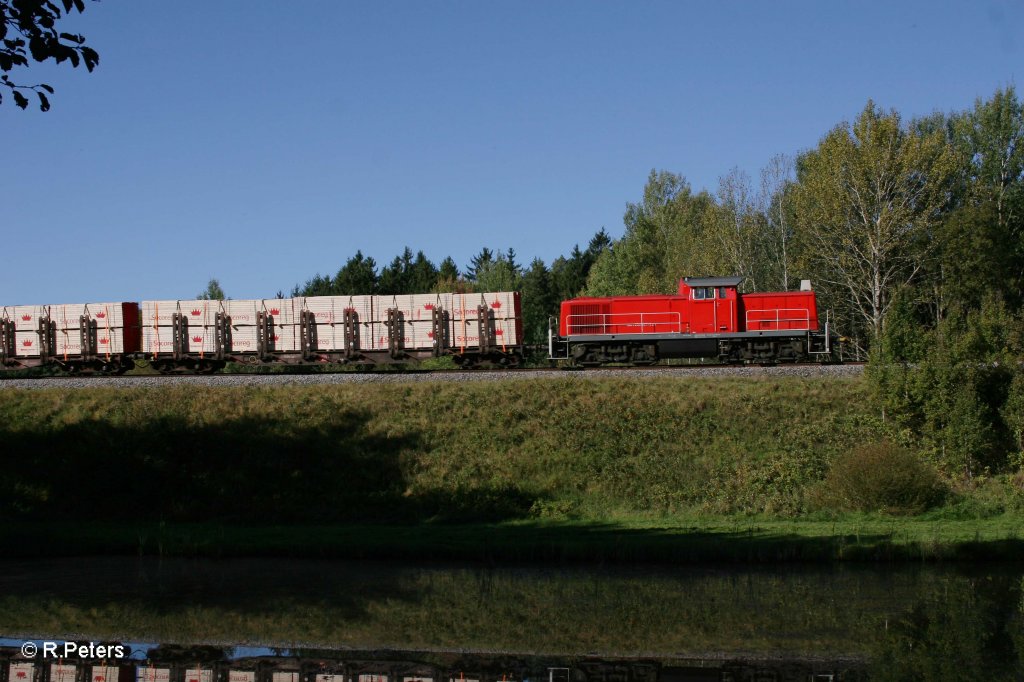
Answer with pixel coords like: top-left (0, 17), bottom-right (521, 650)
top-left (1, 0), bottom-right (1020, 303)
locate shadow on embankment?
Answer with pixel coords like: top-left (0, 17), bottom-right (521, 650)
top-left (2, 413), bottom-right (1023, 563)
top-left (0, 408), bottom-right (529, 525)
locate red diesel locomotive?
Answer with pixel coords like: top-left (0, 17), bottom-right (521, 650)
top-left (550, 276), bottom-right (837, 365)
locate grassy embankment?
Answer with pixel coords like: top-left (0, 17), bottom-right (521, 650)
top-left (1, 375), bottom-right (1023, 561)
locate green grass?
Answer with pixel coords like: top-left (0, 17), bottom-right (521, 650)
top-left (2, 375), bottom-right (1023, 561)
top-left (2, 515), bottom-right (1023, 562)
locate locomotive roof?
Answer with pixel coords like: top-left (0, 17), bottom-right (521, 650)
top-left (681, 276), bottom-right (743, 287)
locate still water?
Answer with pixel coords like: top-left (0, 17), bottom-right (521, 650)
top-left (0, 558), bottom-right (1021, 679)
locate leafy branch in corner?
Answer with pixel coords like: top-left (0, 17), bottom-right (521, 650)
top-left (1, 0), bottom-right (99, 111)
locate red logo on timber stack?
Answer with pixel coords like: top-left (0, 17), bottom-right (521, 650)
top-left (423, 303), bottom-right (435, 310)
top-left (15, 673), bottom-right (26, 679)
top-left (269, 308), bottom-right (280, 316)
top-left (495, 329), bottom-right (504, 336)
top-left (191, 336), bottom-right (203, 343)
top-left (22, 340), bottom-right (32, 347)
top-left (190, 309), bottom-right (201, 316)
top-left (96, 311), bottom-right (106, 318)
top-left (272, 335), bottom-right (280, 342)
top-left (490, 299), bottom-right (502, 309)
top-left (99, 338), bottom-right (109, 345)
top-left (343, 307), bottom-right (356, 314)
top-left (21, 314), bottom-right (31, 321)
top-left (95, 675), bottom-right (105, 682)
top-left (426, 331), bottom-right (434, 338)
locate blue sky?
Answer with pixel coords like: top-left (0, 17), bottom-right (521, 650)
top-left (1, 0), bottom-right (1020, 303)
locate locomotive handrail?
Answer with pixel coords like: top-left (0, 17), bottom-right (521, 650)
top-left (744, 308), bottom-right (811, 330)
top-left (566, 311), bottom-right (682, 335)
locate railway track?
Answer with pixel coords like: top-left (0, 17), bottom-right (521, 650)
top-left (0, 362), bottom-right (865, 389)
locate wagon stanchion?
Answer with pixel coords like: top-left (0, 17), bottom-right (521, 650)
top-left (171, 312), bottom-right (187, 361)
top-left (431, 307), bottom-right (449, 357)
top-left (387, 308), bottom-right (405, 359)
top-left (38, 315), bottom-right (55, 363)
top-left (299, 309), bottom-right (317, 360)
top-left (343, 308), bottom-right (360, 360)
top-left (79, 314), bottom-right (97, 362)
top-left (477, 305), bottom-right (496, 356)
top-left (214, 312), bottom-right (232, 361)
top-left (1, 317), bottom-right (15, 363)
top-left (256, 310), bottom-right (275, 361)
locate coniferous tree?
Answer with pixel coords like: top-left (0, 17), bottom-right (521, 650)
top-left (438, 256), bottom-right (460, 282)
top-left (466, 247), bottom-right (495, 282)
top-left (586, 228), bottom-right (612, 258)
top-left (298, 273), bottom-right (334, 297)
top-left (197, 278), bottom-right (226, 300)
top-left (333, 251), bottom-right (378, 295)
top-left (475, 252), bottom-right (521, 292)
top-left (408, 251), bottom-right (439, 293)
top-left (521, 258), bottom-right (555, 344)
top-left (378, 247), bottom-right (419, 295)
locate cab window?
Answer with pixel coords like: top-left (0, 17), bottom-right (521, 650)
top-left (692, 287), bottom-right (715, 300)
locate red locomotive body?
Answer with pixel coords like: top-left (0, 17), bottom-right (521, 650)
top-left (554, 277), bottom-right (835, 365)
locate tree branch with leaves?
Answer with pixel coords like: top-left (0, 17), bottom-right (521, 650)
top-left (1, 0), bottom-right (98, 111)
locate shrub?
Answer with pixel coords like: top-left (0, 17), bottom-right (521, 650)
top-left (823, 441), bottom-right (945, 514)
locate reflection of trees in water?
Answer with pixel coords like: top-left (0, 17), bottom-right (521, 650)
top-left (870, 571), bottom-right (1024, 681)
top-left (0, 560), bottom-right (1022, 676)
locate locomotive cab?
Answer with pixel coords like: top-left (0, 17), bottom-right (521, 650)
top-left (677, 276), bottom-right (741, 333)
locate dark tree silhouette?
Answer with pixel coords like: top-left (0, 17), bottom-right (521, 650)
top-left (1, 0), bottom-right (99, 111)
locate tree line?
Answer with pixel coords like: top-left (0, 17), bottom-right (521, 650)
top-left (280, 87), bottom-right (1022, 351)
top-left (279, 87), bottom-right (1024, 481)
top-left (286, 234), bottom-right (612, 346)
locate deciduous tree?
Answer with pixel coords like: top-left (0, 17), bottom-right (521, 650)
top-left (1, 0), bottom-right (99, 110)
top-left (792, 101), bottom-right (958, 341)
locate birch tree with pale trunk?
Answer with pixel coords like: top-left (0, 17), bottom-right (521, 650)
top-left (760, 154), bottom-right (795, 291)
top-left (793, 101), bottom-right (958, 342)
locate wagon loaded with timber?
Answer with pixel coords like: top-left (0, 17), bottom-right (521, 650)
top-left (1, 292), bottom-right (524, 374)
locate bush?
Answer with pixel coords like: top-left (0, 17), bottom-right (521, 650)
top-left (823, 441), bottom-right (945, 514)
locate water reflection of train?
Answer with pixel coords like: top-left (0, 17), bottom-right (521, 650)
top-left (1, 646), bottom-right (862, 682)
top-left (0, 277), bottom-right (841, 374)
